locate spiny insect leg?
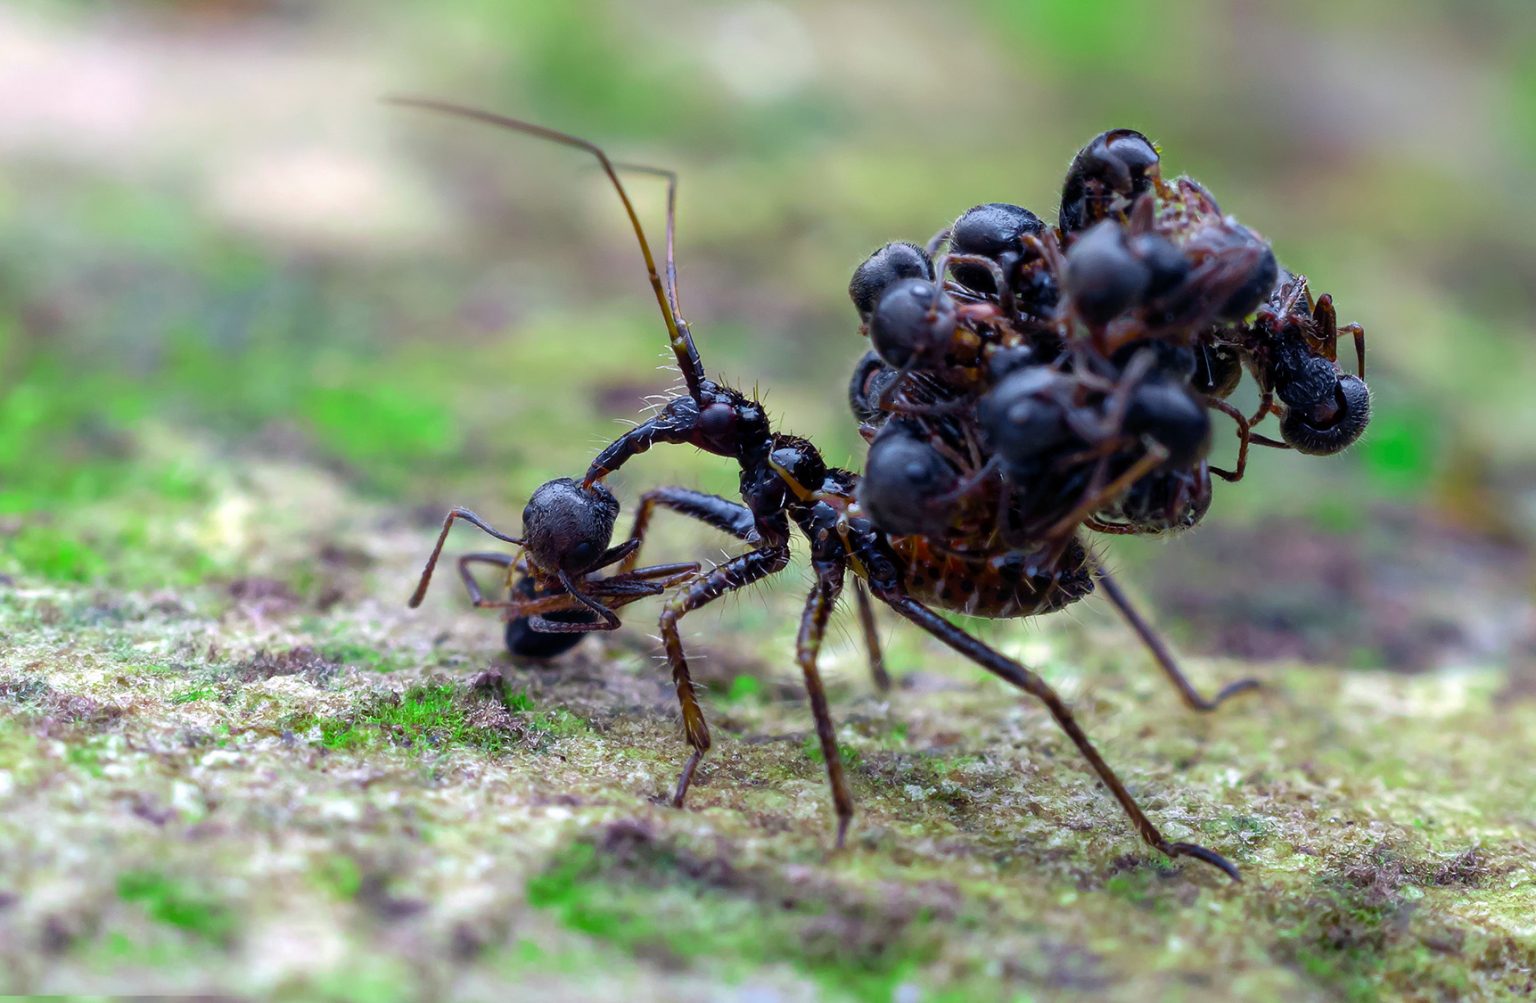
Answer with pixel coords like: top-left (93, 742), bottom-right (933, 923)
top-left (661, 544), bottom-right (792, 808)
top-left (875, 588), bottom-right (1241, 882)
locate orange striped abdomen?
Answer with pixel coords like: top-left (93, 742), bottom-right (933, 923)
top-left (888, 536), bottom-right (1095, 619)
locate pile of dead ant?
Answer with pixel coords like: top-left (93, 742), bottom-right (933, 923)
top-left (399, 101), bottom-right (1371, 882)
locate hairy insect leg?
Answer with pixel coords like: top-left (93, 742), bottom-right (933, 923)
top-left (874, 587), bottom-right (1241, 881)
top-left (408, 508), bottom-right (523, 608)
top-left (1095, 567), bottom-right (1259, 712)
top-left (796, 563), bottom-right (856, 847)
top-left (661, 544), bottom-right (792, 808)
top-left (853, 579), bottom-right (892, 693)
top-left (618, 487), bottom-right (756, 574)
top-left (1205, 397), bottom-right (1251, 483)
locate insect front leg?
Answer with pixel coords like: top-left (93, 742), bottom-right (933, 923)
top-left (660, 543), bottom-right (792, 809)
top-left (797, 561), bottom-right (855, 847)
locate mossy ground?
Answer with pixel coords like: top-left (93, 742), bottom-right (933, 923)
top-left (2, 452), bottom-right (1533, 1001)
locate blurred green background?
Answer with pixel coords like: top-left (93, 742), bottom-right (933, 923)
top-left (2, 0), bottom-right (1533, 664)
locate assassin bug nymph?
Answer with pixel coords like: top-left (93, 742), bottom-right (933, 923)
top-left (397, 98), bottom-right (1247, 881)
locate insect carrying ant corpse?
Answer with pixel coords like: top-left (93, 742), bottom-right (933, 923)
top-left (398, 101), bottom-right (1373, 882)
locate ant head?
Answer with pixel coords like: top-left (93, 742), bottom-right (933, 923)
top-left (520, 477), bottom-right (620, 576)
top-left (857, 424), bottom-right (959, 538)
top-left (1060, 129), bottom-right (1161, 236)
top-left (1126, 379), bottom-right (1212, 470)
top-left (869, 278), bottom-right (959, 369)
top-left (1064, 220), bottom-right (1151, 327)
top-left (1201, 223), bottom-right (1279, 321)
top-left (848, 350), bottom-right (898, 426)
top-left (949, 203), bottom-right (1046, 293)
top-left (1280, 373), bottom-right (1371, 455)
top-left (977, 368), bottom-right (1070, 471)
top-left (1126, 231), bottom-right (1190, 298)
top-left (1194, 341), bottom-right (1244, 399)
top-left (1106, 468), bottom-right (1213, 535)
top-left (849, 242), bottom-right (934, 319)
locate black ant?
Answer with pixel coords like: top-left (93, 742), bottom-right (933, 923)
top-left (390, 101), bottom-right (1373, 883)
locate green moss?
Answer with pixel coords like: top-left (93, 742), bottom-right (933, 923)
top-left (116, 871), bottom-right (236, 945)
top-left (530, 708), bottom-right (590, 738)
top-left (311, 854), bottom-right (364, 901)
top-left (289, 684), bottom-right (513, 754)
top-left (4, 526), bottom-right (106, 583)
top-left (170, 685), bottom-right (217, 705)
top-left (803, 735), bottom-right (862, 772)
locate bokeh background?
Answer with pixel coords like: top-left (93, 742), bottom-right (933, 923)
top-left (4, 0), bottom-right (1535, 670)
top-left (3, 1), bottom-right (1535, 999)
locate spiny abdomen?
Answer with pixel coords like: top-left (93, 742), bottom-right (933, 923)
top-left (888, 536), bottom-right (1095, 619)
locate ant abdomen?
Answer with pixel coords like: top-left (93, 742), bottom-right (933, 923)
top-left (857, 424), bottom-right (960, 537)
top-left (1280, 373), bottom-right (1371, 455)
top-left (1059, 128), bottom-right (1161, 236)
top-left (1064, 220), bottom-right (1151, 326)
top-left (976, 368), bottom-right (1070, 473)
top-left (948, 202), bottom-right (1046, 294)
top-left (1126, 380), bottom-right (1212, 469)
top-left (521, 477), bottom-right (620, 575)
top-left (868, 277), bottom-right (959, 369)
top-left (1194, 342), bottom-right (1244, 398)
top-left (505, 575), bottom-right (592, 658)
top-left (849, 241), bottom-right (934, 319)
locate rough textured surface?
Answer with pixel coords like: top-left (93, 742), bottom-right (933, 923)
top-left (3, 456), bottom-right (1534, 1001)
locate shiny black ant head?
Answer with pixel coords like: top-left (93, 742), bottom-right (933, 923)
top-left (1126, 378), bottom-right (1212, 470)
top-left (976, 368), bottom-right (1070, 471)
top-left (1221, 229), bottom-right (1279, 321)
top-left (849, 241), bottom-right (933, 319)
top-left (1104, 468), bottom-right (1213, 535)
top-left (1280, 373), bottom-right (1371, 455)
top-left (1127, 231), bottom-right (1190, 299)
top-left (520, 477), bottom-right (620, 576)
top-left (1060, 129), bottom-right (1160, 236)
top-left (1113, 338), bottom-right (1195, 381)
top-left (1064, 220), bottom-right (1150, 327)
top-left (1199, 222), bottom-right (1279, 321)
top-left (848, 349), bottom-right (898, 425)
top-left (857, 424), bottom-right (958, 537)
top-left (868, 277), bottom-right (959, 369)
top-left (949, 202), bottom-right (1046, 293)
top-left (1194, 341), bottom-right (1244, 399)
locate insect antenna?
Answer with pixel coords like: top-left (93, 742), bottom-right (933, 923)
top-left (385, 96), bottom-right (707, 397)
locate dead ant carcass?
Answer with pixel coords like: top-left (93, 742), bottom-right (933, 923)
top-left (399, 102), bottom-right (1374, 881)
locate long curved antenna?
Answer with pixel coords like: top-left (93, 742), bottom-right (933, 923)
top-left (386, 96), bottom-right (706, 397)
top-left (612, 162), bottom-right (681, 319)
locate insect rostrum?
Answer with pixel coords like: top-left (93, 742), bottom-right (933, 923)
top-left (400, 101), bottom-right (1372, 882)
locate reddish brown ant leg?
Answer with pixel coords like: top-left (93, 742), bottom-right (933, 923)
top-left (876, 588), bottom-right (1240, 881)
top-left (1343, 322), bottom-right (1366, 379)
top-left (409, 508), bottom-right (523, 608)
top-left (661, 544), bottom-right (792, 808)
top-left (1246, 388), bottom-right (1275, 427)
top-left (1205, 397), bottom-right (1251, 483)
top-left (1095, 567), bottom-right (1260, 712)
top-left (853, 579), bottom-right (891, 693)
top-left (798, 565), bottom-right (855, 847)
